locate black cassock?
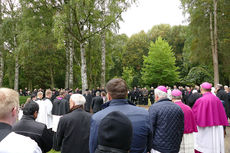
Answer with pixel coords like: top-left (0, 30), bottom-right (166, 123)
top-left (57, 109), bottom-right (91, 153)
top-left (52, 98), bottom-right (70, 115)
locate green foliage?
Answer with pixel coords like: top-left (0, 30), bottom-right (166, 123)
top-left (122, 31), bottom-right (149, 86)
top-left (183, 66), bottom-right (213, 85)
top-left (180, 0), bottom-right (230, 84)
top-left (48, 150), bottom-right (60, 153)
top-left (122, 67), bottom-right (134, 88)
top-left (19, 96), bottom-right (30, 105)
top-left (141, 37), bottom-right (180, 86)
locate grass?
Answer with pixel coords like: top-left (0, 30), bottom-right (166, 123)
top-left (19, 96), bottom-right (30, 105)
top-left (48, 150), bottom-right (60, 153)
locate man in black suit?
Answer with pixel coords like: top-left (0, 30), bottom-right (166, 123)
top-left (12, 101), bottom-right (53, 153)
top-left (91, 91), bottom-right (103, 113)
top-left (56, 94), bottom-right (92, 153)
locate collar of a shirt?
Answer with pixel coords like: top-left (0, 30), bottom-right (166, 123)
top-left (21, 115), bottom-right (35, 121)
top-left (0, 122), bottom-right (12, 130)
top-left (203, 92), bottom-right (212, 96)
top-left (157, 98), bottom-right (171, 103)
top-left (109, 99), bottom-right (129, 106)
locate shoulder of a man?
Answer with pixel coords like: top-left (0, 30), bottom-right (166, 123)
top-left (0, 132), bottom-right (42, 153)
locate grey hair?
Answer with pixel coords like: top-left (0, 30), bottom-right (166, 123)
top-left (172, 95), bottom-right (182, 100)
top-left (216, 84), bottom-right (223, 89)
top-left (70, 94), bottom-right (86, 106)
top-left (155, 89), bottom-right (167, 99)
top-left (96, 91), bottom-right (100, 96)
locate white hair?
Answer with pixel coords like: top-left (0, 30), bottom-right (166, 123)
top-left (70, 94), bottom-right (86, 106)
top-left (172, 95), bottom-right (182, 100)
top-left (155, 89), bottom-right (168, 99)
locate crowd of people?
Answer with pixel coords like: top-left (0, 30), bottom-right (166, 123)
top-left (0, 78), bottom-right (229, 153)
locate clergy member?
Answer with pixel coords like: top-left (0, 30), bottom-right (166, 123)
top-left (149, 86), bottom-right (184, 153)
top-left (171, 89), bottom-right (197, 153)
top-left (192, 82), bottom-right (229, 153)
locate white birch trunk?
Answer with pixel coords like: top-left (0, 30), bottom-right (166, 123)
top-left (65, 43), bottom-right (69, 89)
top-left (101, 31), bottom-right (106, 87)
top-left (69, 38), bottom-right (73, 89)
top-left (0, 50), bottom-right (4, 87)
top-left (14, 53), bottom-right (19, 91)
top-left (0, 0), bottom-right (3, 87)
top-left (213, 0), bottom-right (219, 86)
top-left (80, 42), bottom-right (88, 93)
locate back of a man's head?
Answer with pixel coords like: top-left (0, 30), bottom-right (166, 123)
top-left (37, 91), bottom-right (43, 99)
top-left (106, 78), bottom-right (128, 99)
top-left (45, 89), bottom-right (52, 98)
top-left (96, 91), bottom-right (100, 96)
top-left (23, 102), bottom-right (39, 116)
top-left (59, 90), bottom-right (65, 96)
top-left (0, 88), bottom-right (19, 120)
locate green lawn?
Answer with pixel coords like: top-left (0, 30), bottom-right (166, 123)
top-left (19, 96), bottom-right (30, 105)
top-left (48, 150), bottom-right (60, 153)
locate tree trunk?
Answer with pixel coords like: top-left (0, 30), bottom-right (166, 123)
top-left (100, 1), bottom-right (106, 88)
top-left (0, 0), bottom-right (3, 87)
top-left (80, 42), bottom-right (88, 93)
top-left (14, 54), bottom-right (19, 91)
top-left (69, 38), bottom-right (74, 89)
top-left (88, 38), bottom-right (92, 89)
top-left (213, 0), bottom-right (219, 86)
top-left (0, 47), bottom-right (3, 87)
top-left (101, 31), bottom-right (106, 88)
top-left (65, 41), bottom-right (69, 89)
top-left (50, 67), bottom-right (54, 89)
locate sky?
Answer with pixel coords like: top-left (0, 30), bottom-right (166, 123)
top-left (118, 0), bottom-right (188, 37)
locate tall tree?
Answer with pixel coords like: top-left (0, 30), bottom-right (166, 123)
top-left (141, 37), bottom-right (180, 86)
top-left (212, 0), bottom-right (219, 86)
top-left (0, 0), bottom-right (3, 87)
top-left (54, 0), bottom-right (134, 92)
top-left (180, 0), bottom-right (230, 84)
top-left (100, 0), bottom-right (106, 88)
top-left (1, 0), bottom-right (21, 91)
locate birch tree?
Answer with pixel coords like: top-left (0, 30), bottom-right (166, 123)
top-left (212, 0), bottom-right (219, 86)
top-left (1, 0), bottom-right (21, 91)
top-left (55, 0), bottom-right (134, 92)
top-left (0, 0), bottom-right (3, 87)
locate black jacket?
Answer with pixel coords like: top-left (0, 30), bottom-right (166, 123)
top-left (52, 98), bottom-right (69, 115)
top-left (12, 115), bottom-right (53, 153)
top-left (216, 89), bottom-right (229, 118)
top-left (57, 109), bottom-right (92, 153)
top-left (91, 96), bottom-right (103, 113)
top-left (84, 94), bottom-right (93, 112)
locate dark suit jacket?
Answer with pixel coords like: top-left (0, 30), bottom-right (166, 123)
top-left (57, 109), bottom-right (92, 153)
top-left (91, 96), bottom-right (104, 113)
top-left (12, 115), bottom-right (53, 153)
top-left (52, 98), bottom-right (69, 115)
top-left (84, 94), bottom-right (93, 112)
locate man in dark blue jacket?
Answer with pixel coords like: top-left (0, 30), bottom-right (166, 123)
top-left (149, 86), bottom-right (184, 153)
top-left (89, 78), bottom-right (152, 153)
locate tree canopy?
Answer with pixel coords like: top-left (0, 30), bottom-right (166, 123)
top-left (142, 37), bottom-right (180, 86)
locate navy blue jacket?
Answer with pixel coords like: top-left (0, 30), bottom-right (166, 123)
top-left (149, 98), bottom-right (184, 153)
top-left (89, 99), bottom-right (152, 153)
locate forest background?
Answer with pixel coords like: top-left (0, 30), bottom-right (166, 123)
top-left (0, 0), bottom-right (229, 91)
